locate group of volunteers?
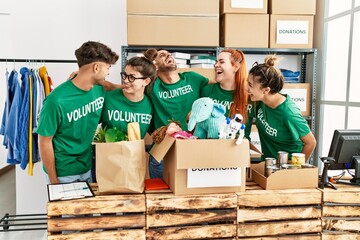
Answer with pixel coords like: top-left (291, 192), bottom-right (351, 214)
top-left (36, 41), bottom-right (316, 185)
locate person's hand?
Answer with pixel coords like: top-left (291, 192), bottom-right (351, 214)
top-left (102, 80), bottom-right (124, 91)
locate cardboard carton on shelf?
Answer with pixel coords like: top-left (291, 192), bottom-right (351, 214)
top-left (269, 0), bottom-right (316, 15)
top-left (221, 0), bottom-right (268, 14)
top-left (251, 161), bottom-right (318, 190)
top-left (281, 83), bottom-right (311, 116)
top-left (127, 15), bottom-right (219, 47)
top-left (270, 14), bottom-right (314, 49)
top-left (221, 13), bottom-right (269, 48)
top-left (127, 0), bottom-right (219, 16)
top-left (150, 135), bottom-right (250, 195)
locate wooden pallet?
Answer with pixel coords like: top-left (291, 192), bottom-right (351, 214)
top-left (145, 192), bottom-right (238, 239)
top-left (47, 194), bottom-right (146, 240)
top-left (237, 186), bottom-right (322, 239)
top-left (322, 185), bottom-right (360, 239)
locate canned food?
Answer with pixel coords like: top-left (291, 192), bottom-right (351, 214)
top-left (301, 163), bottom-right (314, 168)
top-left (291, 153), bottom-right (306, 166)
top-left (265, 157), bottom-right (276, 166)
top-left (265, 157), bottom-right (277, 174)
top-left (266, 165), bottom-right (280, 177)
top-left (277, 151), bottom-right (289, 165)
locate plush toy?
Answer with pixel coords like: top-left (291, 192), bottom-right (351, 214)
top-left (219, 113), bottom-right (246, 144)
top-left (187, 97), bottom-right (226, 139)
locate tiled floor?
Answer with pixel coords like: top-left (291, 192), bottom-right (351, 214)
top-left (0, 167), bottom-right (47, 240)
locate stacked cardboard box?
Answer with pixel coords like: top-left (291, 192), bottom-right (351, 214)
top-left (220, 0), bottom-right (269, 48)
top-left (269, 0), bottom-right (316, 48)
top-left (127, 0), bottom-right (219, 47)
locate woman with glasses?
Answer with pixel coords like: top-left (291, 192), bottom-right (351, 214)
top-left (247, 56), bottom-right (316, 162)
top-left (201, 48), bottom-right (253, 140)
top-left (100, 56), bottom-right (156, 139)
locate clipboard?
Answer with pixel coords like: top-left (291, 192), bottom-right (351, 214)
top-left (47, 181), bottom-right (95, 202)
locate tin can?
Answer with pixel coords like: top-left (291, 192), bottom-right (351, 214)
top-left (291, 153), bottom-right (306, 166)
top-left (266, 165), bottom-right (280, 177)
top-left (265, 157), bottom-right (276, 173)
top-left (277, 151), bottom-right (289, 165)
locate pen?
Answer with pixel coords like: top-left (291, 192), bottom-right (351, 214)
top-left (60, 187), bottom-right (89, 193)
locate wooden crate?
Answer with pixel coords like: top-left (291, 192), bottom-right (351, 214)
top-left (145, 192), bottom-right (238, 239)
top-left (322, 185), bottom-right (360, 239)
top-left (237, 185), bottom-right (322, 239)
top-left (47, 194), bottom-right (146, 240)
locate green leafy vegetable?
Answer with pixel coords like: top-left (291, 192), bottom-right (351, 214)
top-left (94, 126), bottom-right (128, 143)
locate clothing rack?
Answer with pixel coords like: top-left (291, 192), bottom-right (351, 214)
top-left (0, 58), bottom-right (77, 63)
top-left (0, 213), bottom-right (47, 232)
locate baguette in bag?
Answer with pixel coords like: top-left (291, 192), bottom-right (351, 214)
top-left (128, 122), bottom-right (141, 141)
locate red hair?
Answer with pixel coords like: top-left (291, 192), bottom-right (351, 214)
top-left (221, 49), bottom-right (248, 121)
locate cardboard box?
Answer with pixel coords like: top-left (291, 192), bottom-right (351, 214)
top-left (282, 83), bottom-right (311, 116)
top-left (251, 162), bottom-right (318, 190)
top-left (250, 124), bottom-right (262, 157)
top-left (128, 15), bottom-right (219, 46)
top-left (221, 14), bottom-right (269, 48)
top-left (269, 0), bottom-right (316, 15)
top-left (178, 68), bottom-right (216, 83)
top-left (270, 14), bottom-right (314, 48)
top-left (127, 0), bottom-right (219, 16)
top-left (221, 0), bottom-right (268, 14)
top-left (150, 136), bottom-right (250, 195)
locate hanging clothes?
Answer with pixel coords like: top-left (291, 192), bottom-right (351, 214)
top-left (38, 66), bottom-right (51, 96)
top-left (0, 69), bottom-right (10, 146)
top-left (3, 70), bottom-right (23, 164)
top-left (1, 63), bottom-right (53, 175)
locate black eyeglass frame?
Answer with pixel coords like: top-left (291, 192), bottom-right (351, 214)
top-left (120, 72), bottom-right (147, 83)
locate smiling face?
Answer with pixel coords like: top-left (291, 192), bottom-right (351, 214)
top-left (247, 73), bottom-right (267, 102)
top-left (214, 52), bottom-right (238, 84)
top-left (93, 62), bottom-right (111, 85)
top-left (122, 65), bottom-right (150, 95)
top-left (155, 50), bottom-right (177, 72)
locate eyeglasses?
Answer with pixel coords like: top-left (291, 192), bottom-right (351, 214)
top-left (120, 72), bottom-right (147, 83)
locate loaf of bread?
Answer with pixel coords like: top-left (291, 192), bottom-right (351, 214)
top-left (127, 122), bottom-right (141, 141)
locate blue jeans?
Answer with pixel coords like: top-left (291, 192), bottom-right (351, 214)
top-left (45, 170), bottom-right (92, 184)
top-left (149, 154), bottom-right (164, 179)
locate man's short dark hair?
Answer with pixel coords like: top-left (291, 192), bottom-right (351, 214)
top-left (75, 41), bottom-right (119, 67)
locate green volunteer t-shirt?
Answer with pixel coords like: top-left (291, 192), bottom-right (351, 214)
top-left (101, 89), bottom-right (153, 138)
top-left (36, 80), bottom-right (105, 177)
top-left (149, 71), bottom-right (208, 130)
top-left (201, 83), bottom-right (254, 139)
top-left (255, 94), bottom-right (311, 160)
top-left (201, 83), bottom-right (233, 117)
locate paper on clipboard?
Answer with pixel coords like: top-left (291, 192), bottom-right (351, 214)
top-left (47, 181), bottom-right (94, 201)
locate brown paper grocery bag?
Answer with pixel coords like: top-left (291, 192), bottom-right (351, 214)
top-left (95, 140), bottom-right (146, 194)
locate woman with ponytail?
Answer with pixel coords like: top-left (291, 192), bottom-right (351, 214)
top-left (201, 48), bottom-right (253, 139)
top-left (247, 55), bottom-right (316, 161)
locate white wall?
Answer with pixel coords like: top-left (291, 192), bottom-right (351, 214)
top-left (0, 0), bottom-right (127, 214)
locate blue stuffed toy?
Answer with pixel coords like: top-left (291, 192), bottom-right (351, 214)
top-left (187, 97), bottom-right (226, 139)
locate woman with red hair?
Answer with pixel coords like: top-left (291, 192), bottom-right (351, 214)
top-left (201, 48), bottom-right (252, 139)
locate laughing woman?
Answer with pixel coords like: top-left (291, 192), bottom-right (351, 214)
top-left (247, 55), bottom-right (316, 161)
top-left (201, 48), bottom-right (253, 139)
